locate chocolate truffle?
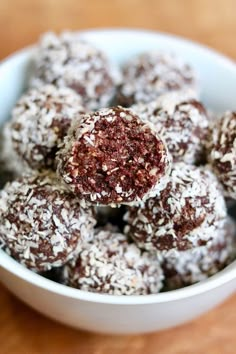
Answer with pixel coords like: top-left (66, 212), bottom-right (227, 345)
top-left (31, 31), bottom-right (121, 110)
top-left (124, 163), bottom-right (227, 252)
top-left (207, 111), bottom-right (236, 199)
top-left (57, 107), bottom-right (171, 206)
top-left (7, 85), bottom-right (85, 170)
top-left (132, 91), bottom-right (209, 164)
top-left (117, 51), bottom-right (197, 106)
top-left (162, 217), bottom-right (236, 289)
top-left (64, 227), bottom-right (164, 295)
top-left (0, 172), bottom-right (96, 271)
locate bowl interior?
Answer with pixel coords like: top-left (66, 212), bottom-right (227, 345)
top-left (0, 29), bottom-right (236, 305)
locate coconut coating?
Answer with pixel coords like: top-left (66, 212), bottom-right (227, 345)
top-left (207, 111), bottom-right (236, 199)
top-left (162, 217), bottom-right (236, 289)
top-left (64, 227), bottom-right (164, 295)
top-left (117, 52), bottom-right (197, 106)
top-left (31, 32), bottom-right (121, 110)
top-left (124, 163), bottom-right (227, 252)
top-left (57, 107), bottom-right (171, 206)
top-left (132, 91), bottom-right (208, 164)
top-left (0, 122), bottom-right (30, 177)
top-left (7, 85), bottom-right (85, 170)
top-left (0, 172), bottom-right (96, 271)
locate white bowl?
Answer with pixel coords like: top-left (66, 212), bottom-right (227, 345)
top-left (0, 29), bottom-right (236, 335)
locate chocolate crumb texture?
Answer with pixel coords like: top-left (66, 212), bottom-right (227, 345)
top-left (207, 111), bottom-right (236, 200)
top-left (57, 106), bottom-right (171, 206)
top-left (0, 171), bottom-right (96, 271)
top-left (117, 51), bottom-right (197, 106)
top-left (30, 31), bottom-right (122, 110)
top-left (64, 226), bottom-right (164, 295)
top-left (0, 32), bottom-right (235, 295)
top-left (124, 163), bottom-right (227, 252)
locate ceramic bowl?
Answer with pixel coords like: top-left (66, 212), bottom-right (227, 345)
top-left (0, 29), bottom-right (236, 334)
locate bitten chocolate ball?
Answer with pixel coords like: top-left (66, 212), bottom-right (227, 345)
top-left (207, 111), bottom-right (236, 199)
top-left (162, 217), bottom-right (236, 289)
top-left (0, 172), bottom-right (96, 271)
top-left (7, 85), bottom-right (85, 170)
top-left (124, 163), bottom-right (227, 252)
top-left (31, 32), bottom-right (121, 110)
top-left (117, 52), bottom-right (197, 106)
top-left (57, 107), bottom-right (171, 206)
top-left (64, 227), bottom-right (164, 295)
top-left (132, 91), bottom-right (209, 164)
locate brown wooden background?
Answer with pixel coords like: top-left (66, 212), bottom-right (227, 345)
top-left (0, 0), bottom-right (236, 353)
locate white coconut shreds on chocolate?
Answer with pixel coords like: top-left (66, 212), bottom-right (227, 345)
top-left (8, 85), bottom-right (86, 170)
top-left (124, 163), bottom-right (227, 252)
top-left (64, 227), bottom-right (164, 295)
top-left (0, 123), bottom-right (31, 177)
top-left (131, 91), bottom-right (209, 164)
top-left (56, 106), bottom-right (171, 207)
top-left (207, 111), bottom-right (236, 200)
top-left (0, 172), bottom-right (96, 272)
top-left (162, 217), bottom-right (236, 289)
top-left (117, 51), bottom-right (197, 107)
top-left (30, 31), bottom-right (121, 110)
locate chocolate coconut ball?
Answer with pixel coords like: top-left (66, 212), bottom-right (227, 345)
top-left (207, 111), bottom-right (236, 199)
top-left (7, 85), bottom-right (85, 170)
top-left (163, 217), bottom-right (236, 289)
top-left (124, 163), bottom-right (227, 252)
top-left (64, 227), bottom-right (164, 295)
top-left (0, 172), bottom-right (96, 271)
top-left (132, 91), bottom-right (209, 164)
top-left (57, 107), bottom-right (171, 206)
top-left (31, 32), bottom-right (121, 110)
top-left (117, 52), bottom-right (197, 106)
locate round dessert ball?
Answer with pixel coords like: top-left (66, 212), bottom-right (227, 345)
top-left (132, 91), bottom-right (209, 164)
top-left (64, 227), bottom-right (164, 295)
top-left (31, 31), bottom-right (121, 110)
top-left (162, 217), bottom-right (236, 289)
top-left (124, 163), bottom-right (227, 252)
top-left (0, 172), bottom-right (96, 271)
top-left (207, 111), bottom-right (236, 199)
top-left (117, 51), bottom-right (197, 106)
top-left (7, 85), bottom-right (85, 170)
top-left (57, 106), bottom-right (171, 206)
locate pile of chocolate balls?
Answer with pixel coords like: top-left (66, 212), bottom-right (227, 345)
top-left (0, 31), bottom-right (235, 295)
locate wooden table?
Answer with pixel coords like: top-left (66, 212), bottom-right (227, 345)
top-left (0, 0), bottom-right (236, 353)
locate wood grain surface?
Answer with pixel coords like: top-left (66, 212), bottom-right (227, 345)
top-left (0, 0), bottom-right (236, 353)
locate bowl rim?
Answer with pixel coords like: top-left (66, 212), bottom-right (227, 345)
top-left (0, 28), bottom-right (236, 305)
top-left (1, 248), bottom-right (236, 304)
